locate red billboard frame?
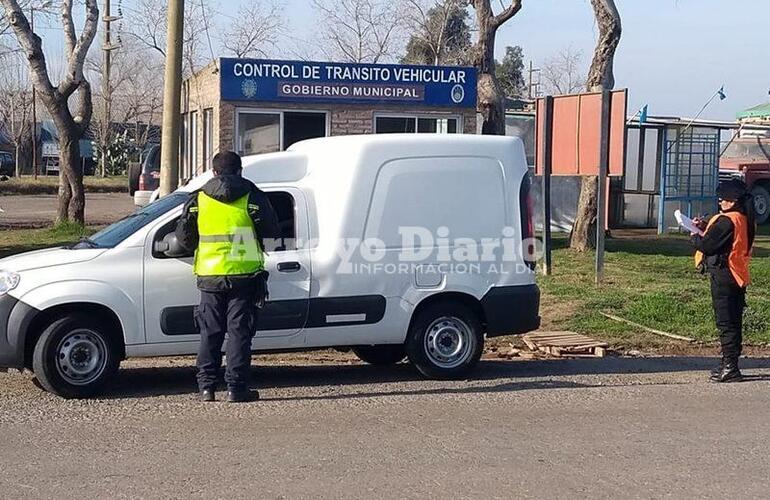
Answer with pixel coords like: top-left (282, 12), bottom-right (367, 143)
top-left (535, 89), bottom-right (627, 176)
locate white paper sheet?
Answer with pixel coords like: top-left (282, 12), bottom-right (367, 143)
top-left (674, 209), bottom-right (704, 236)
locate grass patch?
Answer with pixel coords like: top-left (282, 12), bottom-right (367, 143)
top-left (0, 175), bottom-right (127, 195)
top-left (0, 224), bottom-right (97, 259)
top-left (539, 232), bottom-right (770, 347)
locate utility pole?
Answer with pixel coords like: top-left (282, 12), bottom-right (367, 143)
top-left (159, 0), bottom-right (184, 196)
top-left (30, 6), bottom-right (38, 179)
top-left (528, 60), bottom-right (541, 100)
top-left (101, 0), bottom-right (120, 177)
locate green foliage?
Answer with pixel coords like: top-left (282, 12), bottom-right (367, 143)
top-left (402, 4), bottom-right (472, 65)
top-left (0, 175), bottom-right (127, 195)
top-left (94, 130), bottom-right (138, 176)
top-left (495, 45), bottom-right (526, 98)
top-left (0, 226), bottom-right (97, 259)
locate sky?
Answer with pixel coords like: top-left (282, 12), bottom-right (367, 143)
top-left (265, 0), bottom-right (770, 121)
top-left (22, 0), bottom-right (770, 122)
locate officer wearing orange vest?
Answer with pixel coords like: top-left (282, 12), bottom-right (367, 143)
top-left (691, 179), bottom-right (756, 383)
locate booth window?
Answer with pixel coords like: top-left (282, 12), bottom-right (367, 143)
top-left (237, 110), bottom-right (327, 156)
top-left (202, 108), bottom-right (213, 171)
top-left (188, 111), bottom-right (198, 178)
top-left (375, 115), bottom-right (459, 134)
top-left (179, 113), bottom-right (188, 177)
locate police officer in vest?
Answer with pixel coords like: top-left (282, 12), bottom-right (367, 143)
top-left (691, 178), bottom-right (756, 383)
top-left (176, 151), bottom-right (279, 402)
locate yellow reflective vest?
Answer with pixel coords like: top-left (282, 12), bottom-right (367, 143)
top-left (193, 192), bottom-right (263, 276)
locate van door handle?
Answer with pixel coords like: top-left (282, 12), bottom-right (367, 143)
top-left (277, 261), bottom-right (301, 273)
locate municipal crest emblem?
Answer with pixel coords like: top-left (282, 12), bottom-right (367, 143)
top-left (241, 79), bottom-right (258, 99)
top-left (451, 84), bottom-right (464, 104)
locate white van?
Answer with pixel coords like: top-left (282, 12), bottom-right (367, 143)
top-left (0, 134), bottom-right (540, 398)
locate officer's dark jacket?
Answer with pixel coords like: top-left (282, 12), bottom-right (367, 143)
top-left (691, 209), bottom-right (738, 284)
top-left (176, 174), bottom-right (280, 291)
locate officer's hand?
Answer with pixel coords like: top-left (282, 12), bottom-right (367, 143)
top-left (692, 216), bottom-right (707, 231)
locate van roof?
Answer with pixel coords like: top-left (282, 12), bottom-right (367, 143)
top-left (287, 133), bottom-right (519, 153)
top-left (182, 134), bottom-right (525, 192)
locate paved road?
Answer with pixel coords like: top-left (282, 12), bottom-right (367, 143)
top-left (1, 355), bottom-right (769, 499)
top-left (0, 193), bottom-right (136, 226)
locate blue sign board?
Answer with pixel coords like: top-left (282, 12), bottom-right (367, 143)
top-left (219, 58), bottom-right (477, 108)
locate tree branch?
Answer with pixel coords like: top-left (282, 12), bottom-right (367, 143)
top-left (491, 0), bottom-right (521, 29)
top-left (76, 80), bottom-right (93, 136)
top-left (58, 0), bottom-right (99, 98)
top-left (1, 0), bottom-right (56, 98)
top-left (61, 0), bottom-right (77, 56)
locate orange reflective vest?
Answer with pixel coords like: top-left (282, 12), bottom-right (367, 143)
top-left (694, 211), bottom-right (751, 287)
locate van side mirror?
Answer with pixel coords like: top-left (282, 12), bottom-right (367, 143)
top-left (154, 232), bottom-right (190, 258)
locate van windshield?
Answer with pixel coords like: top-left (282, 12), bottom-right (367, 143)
top-left (76, 192), bottom-right (190, 249)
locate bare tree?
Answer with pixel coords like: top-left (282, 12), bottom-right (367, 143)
top-left (88, 37), bottom-right (165, 173)
top-left (125, 0), bottom-right (166, 56)
top-left (569, 0), bottom-right (622, 251)
top-left (469, 0), bottom-right (522, 135)
top-left (541, 46), bottom-right (585, 96)
top-left (402, 0), bottom-right (472, 65)
top-left (1, 0), bottom-right (99, 224)
top-left (311, 0), bottom-right (403, 63)
top-left (125, 0), bottom-right (209, 77)
top-left (0, 53), bottom-right (33, 176)
top-left (221, 0), bottom-right (284, 59)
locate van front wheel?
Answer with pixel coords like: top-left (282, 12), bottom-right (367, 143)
top-left (32, 315), bottom-right (120, 399)
top-left (406, 302), bottom-right (483, 379)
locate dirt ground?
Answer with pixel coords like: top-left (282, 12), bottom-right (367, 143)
top-left (2, 353), bottom-right (770, 499)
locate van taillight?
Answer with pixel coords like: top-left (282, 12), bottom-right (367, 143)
top-left (139, 174), bottom-right (147, 191)
top-left (519, 175), bottom-right (536, 270)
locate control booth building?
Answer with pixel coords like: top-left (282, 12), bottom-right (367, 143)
top-left (180, 58), bottom-right (478, 180)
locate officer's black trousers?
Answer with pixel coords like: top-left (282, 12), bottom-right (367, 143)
top-left (709, 270), bottom-right (746, 362)
top-left (195, 288), bottom-right (258, 391)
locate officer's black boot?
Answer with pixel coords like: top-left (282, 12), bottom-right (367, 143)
top-left (711, 359), bottom-right (742, 383)
top-left (228, 389), bottom-right (259, 403)
top-left (200, 388), bottom-right (215, 402)
top-left (710, 358), bottom-right (725, 378)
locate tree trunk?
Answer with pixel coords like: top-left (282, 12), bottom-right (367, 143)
top-left (474, 3), bottom-right (504, 135)
top-left (57, 174), bottom-right (73, 224)
top-left (471, 0), bottom-right (521, 136)
top-left (59, 134), bottom-right (85, 224)
top-left (569, 0), bottom-right (621, 251)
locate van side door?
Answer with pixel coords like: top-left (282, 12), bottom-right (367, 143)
top-left (142, 188), bottom-right (311, 348)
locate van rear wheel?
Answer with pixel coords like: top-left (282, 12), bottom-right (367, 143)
top-left (352, 345), bottom-right (406, 365)
top-left (32, 315), bottom-right (120, 399)
top-left (406, 302), bottom-right (483, 379)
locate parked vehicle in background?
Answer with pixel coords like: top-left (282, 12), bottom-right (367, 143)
top-left (0, 152), bottom-right (14, 177)
top-left (720, 134), bottom-right (770, 224)
top-left (128, 144), bottom-right (160, 206)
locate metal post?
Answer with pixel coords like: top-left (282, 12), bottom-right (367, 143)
top-left (595, 90), bottom-right (612, 284)
top-left (159, 0), bottom-right (184, 196)
top-left (101, 0), bottom-right (112, 178)
top-left (528, 61), bottom-right (533, 99)
top-left (657, 128), bottom-right (669, 234)
top-left (30, 6), bottom-right (38, 180)
top-left (541, 96), bottom-right (554, 275)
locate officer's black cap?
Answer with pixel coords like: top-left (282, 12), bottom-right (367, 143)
top-left (716, 178), bottom-right (748, 202)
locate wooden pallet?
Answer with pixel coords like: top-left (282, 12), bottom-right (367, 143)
top-left (522, 331), bottom-right (608, 358)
